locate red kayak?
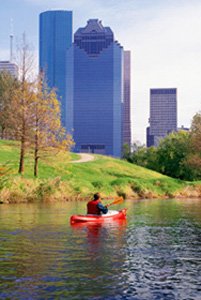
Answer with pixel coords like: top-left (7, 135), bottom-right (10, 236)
top-left (70, 209), bottom-right (127, 224)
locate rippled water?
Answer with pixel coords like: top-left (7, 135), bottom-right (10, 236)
top-left (0, 198), bottom-right (201, 299)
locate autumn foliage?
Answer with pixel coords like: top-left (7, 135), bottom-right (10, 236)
top-left (0, 36), bottom-right (73, 176)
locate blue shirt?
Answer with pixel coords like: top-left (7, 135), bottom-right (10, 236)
top-left (97, 202), bottom-right (108, 214)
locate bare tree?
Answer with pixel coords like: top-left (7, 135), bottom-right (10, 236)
top-left (14, 33), bottom-right (35, 174)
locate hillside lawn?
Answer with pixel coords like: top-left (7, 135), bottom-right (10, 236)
top-left (0, 140), bottom-right (201, 203)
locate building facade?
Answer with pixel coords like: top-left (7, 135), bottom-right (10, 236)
top-left (123, 51), bottom-right (131, 147)
top-left (66, 19), bottom-right (124, 157)
top-left (147, 88), bottom-right (177, 147)
top-left (39, 10), bottom-right (72, 127)
top-left (0, 61), bottom-right (18, 77)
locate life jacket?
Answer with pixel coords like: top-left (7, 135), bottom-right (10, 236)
top-left (87, 199), bottom-right (101, 215)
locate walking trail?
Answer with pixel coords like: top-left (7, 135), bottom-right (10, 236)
top-left (71, 153), bottom-right (95, 163)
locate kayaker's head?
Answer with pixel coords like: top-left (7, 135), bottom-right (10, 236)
top-left (93, 193), bottom-right (101, 201)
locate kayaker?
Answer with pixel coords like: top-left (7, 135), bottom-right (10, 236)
top-left (87, 193), bottom-right (108, 215)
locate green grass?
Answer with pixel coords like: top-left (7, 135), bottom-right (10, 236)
top-left (0, 139), bottom-right (201, 203)
top-left (0, 140), bottom-right (78, 178)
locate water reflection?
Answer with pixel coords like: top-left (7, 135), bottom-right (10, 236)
top-left (123, 199), bottom-right (201, 299)
top-left (71, 219), bottom-right (127, 256)
top-left (0, 199), bottom-right (201, 299)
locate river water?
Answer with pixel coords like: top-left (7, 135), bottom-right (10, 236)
top-left (0, 198), bottom-right (201, 300)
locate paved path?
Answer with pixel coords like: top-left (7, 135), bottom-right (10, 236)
top-left (71, 153), bottom-right (95, 163)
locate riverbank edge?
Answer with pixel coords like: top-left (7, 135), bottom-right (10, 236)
top-left (1, 140), bottom-right (201, 204)
top-left (0, 177), bottom-right (201, 204)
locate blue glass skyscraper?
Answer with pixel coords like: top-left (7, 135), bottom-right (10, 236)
top-left (39, 10), bottom-right (72, 127)
top-left (66, 19), bottom-right (123, 157)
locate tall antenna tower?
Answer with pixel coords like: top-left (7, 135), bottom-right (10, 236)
top-left (10, 18), bottom-right (14, 62)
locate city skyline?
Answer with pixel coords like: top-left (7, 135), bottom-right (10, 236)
top-left (0, 0), bottom-right (201, 143)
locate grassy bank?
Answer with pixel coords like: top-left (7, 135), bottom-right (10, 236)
top-left (0, 140), bottom-right (201, 203)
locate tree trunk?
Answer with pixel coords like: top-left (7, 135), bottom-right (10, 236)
top-left (1, 126), bottom-right (5, 139)
top-left (18, 120), bottom-right (25, 174)
top-left (34, 155), bottom-right (39, 177)
top-left (34, 125), bottom-right (39, 177)
top-left (18, 136), bottom-right (25, 174)
top-left (34, 148), bottom-right (39, 177)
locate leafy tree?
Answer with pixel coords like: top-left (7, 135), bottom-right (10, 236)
top-left (144, 146), bottom-right (159, 171)
top-left (126, 141), bottom-right (145, 164)
top-left (125, 132), bottom-right (194, 180)
top-left (127, 143), bottom-right (158, 170)
top-left (13, 80), bottom-right (35, 174)
top-left (124, 113), bottom-right (201, 181)
top-left (190, 112), bottom-right (201, 151)
top-left (122, 143), bottom-right (131, 160)
top-left (0, 34), bottom-right (74, 177)
top-left (31, 75), bottom-right (74, 177)
top-left (130, 146), bottom-right (148, 167)
top-left (187, 112), bottom-right (201, 179)
top-left (156, 131), bottom-right (192, 179)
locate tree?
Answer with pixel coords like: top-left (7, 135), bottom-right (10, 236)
top-left (144, 146), bottom-right (159, 171)
top-left (31, 75), bottom-right (74, 177)
top-left (14, 34), bottom-right (35, 174)
top-left (0, 71), bottom-right (19, 139)
top-left (130, 146), bottom-right (148, 167)
top-left (13, 80), bottom-right (35, 174)
top-left (156, 131), bottom-right (192, 179)
top-left (125, 132), bottom-right (194, 180)
top-left (187, 112), bottom-right (201, 179)
top-left (122, 143), bottom-right (131, 160)
top-left (0, 34), bottom-right (74, 177)
top-left (126, 142), bottom-right (158, 170)
top-left (190, 112), bottom-right (201, 151)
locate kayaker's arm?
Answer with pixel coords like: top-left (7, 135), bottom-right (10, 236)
top-left (97, 202), bottom-right (108, 214)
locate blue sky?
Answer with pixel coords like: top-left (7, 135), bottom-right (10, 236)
top-left (0, 0), bottom-right (201, 143)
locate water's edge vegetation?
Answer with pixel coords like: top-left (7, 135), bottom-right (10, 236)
top-left (0, 140), bottom-right (201, 203)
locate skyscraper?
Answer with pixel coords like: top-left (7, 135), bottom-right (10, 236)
top-left (147, 88), bottom-right (177, 147)
top-left (39, 10), bottom-right (72, 127)
top-left (123, 51), bottom-right (131, 147)
top-left (66, 19), bottom-right (124, 157)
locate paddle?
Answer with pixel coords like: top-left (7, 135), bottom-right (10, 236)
top-left (106, 196), bottom-right (124, 207)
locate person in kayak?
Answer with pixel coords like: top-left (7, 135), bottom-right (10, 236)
top-left (87, 193), bottom-right (108, 215)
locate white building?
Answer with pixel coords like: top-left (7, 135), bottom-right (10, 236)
top-left (0, 61), bottom-right (18, 77)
